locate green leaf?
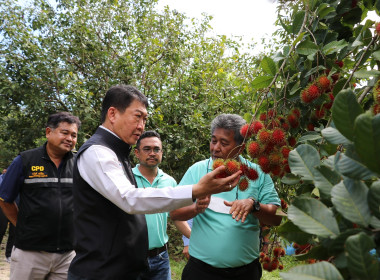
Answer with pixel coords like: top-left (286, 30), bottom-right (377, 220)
top-left (298, 133), bottom-right (323, 142)
top-left (288, 197), bottom-right (340, 238)
top-left (328, 229), bottom-right (363, 254)
top-left (251, 76), bottom-right (273, 89)
top-left (372, 50), bottom-right (380, 60)
top-left (281, 173), bottom-right (301, 185)
top-left (332, 89), bottom-right (363, 141)
top-left (331, 179), bottom-right (371, 227)
top-left (335, 153), bottom-right (377, 180)
top-left (353, 69), bottom-right (380, 79)
top-left (260, 56), bottom-right (277, 76)
top-left (318, 4), bottom-right (336, 19)
top-left (296, 40), bottom-right (319, 56)
top-left (321, 127), bottom-right (351, 145)
top-left (354, 113), bottom-right (380, 174)
top-left (280, 261), bottom-right (344, 280)
top-left (332, 79), bottom-right (347, 96)
top-left (314, 165), bottom-right (341, 198)
top-left (277, 220), bottom-right (313, 244)
top-left (322, 40), bottom-right (348, 55)
top-left (346, 232), bottom-right (379, 280)
top-left (368, 181), bottom-right (380, 219)
top-left (292, 11), bottom-right (305, 35)
top-left (288, 144), bottom-right (320, 181)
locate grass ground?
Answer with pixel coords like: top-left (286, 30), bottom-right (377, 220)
top-left (170, 255), bottom-right (299, 280)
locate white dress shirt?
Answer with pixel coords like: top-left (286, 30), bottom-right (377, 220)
top-left (77, 126), bottom-right (193, 214)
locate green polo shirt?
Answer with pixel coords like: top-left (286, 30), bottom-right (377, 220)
top-left (133, 165), bottom-right (177, 250)
top-left (179, 156), bottom-right (280, 268)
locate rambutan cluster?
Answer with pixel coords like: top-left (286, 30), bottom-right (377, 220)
top-left (372, 79), bottom-right (380, 115)
top-left (242, 117), bottom-right (293, 178)
top-left (259, 246), bottom-right (285, 272)
top-left (300, 75), bottom-right (331, 104)
top-left (212, 159), bottom-right (259, 191)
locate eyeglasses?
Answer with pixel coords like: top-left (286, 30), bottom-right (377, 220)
top-left (140, 147), bottom-right (162, 154)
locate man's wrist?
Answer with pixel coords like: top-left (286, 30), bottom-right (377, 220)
top-left (248, 197), bottom-right (260, 213)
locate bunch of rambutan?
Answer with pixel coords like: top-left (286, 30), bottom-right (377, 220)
top-left (300, 75), bottom-right (332, 104)
top-left (372, 79), bottom-right (380, 115)
top-left (259, 246), bottom-right (285, 272)
top-left (243, 121), bottom-right (292, 178)
top-left (212, 158), bottom-right (258, 191)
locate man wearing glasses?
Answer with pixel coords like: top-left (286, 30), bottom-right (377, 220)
top-left (133, 130), bottom-right (190, 280)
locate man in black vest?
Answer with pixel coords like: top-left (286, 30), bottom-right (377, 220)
top-left (0, 112), bottom-right (81, 280)
top-left (68, 85), bottom-right (241, 280)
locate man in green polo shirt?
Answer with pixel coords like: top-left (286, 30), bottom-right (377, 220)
top-left (170, 114), bottom-right (282, 280)
top-left (133, 130), bottom-right (191, 280)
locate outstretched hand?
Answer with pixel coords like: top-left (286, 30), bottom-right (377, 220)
top-left (192, 166), bottom-right (241, 199)
top-left (224, 199), bottom-right (254, 223)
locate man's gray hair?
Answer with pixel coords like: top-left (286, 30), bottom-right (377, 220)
top-left (210, 114), bottom-right (246, 145)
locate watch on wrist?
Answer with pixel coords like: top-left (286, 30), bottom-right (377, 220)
top-left (249, 197), bottom-right (260, 213)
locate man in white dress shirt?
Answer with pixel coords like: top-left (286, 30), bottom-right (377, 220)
top-left (68, 85), bottom-right (240, 280)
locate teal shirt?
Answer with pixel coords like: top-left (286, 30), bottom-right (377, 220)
top-left (133, 164), bottom-right (177, 250)
top-left (179, 156), bottom-right (280, 268)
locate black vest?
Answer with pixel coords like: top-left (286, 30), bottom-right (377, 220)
top-left (16, 143), bottom-right (74, 252)
top-left (69, 127), bottom-right (148, 280)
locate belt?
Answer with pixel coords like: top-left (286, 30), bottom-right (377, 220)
top-left (189, 256), bottom-right (259, 276)
top-left (148, 243), bottom-right (167, 257)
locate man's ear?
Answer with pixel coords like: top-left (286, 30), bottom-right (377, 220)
top-left (45, 127), bottom-right (52, 138)
top-left (107, 107), bottom-right (117, 123)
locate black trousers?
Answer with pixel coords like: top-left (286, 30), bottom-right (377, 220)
top-left (182, 256), bottom-right (262, 280)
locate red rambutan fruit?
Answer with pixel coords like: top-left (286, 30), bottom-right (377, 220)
top-left (250, 120), bottom-right (264, 135)
top-left (262, 143), bottom-right (275, 155)
top-left (269, 153), bottom-right (282, 165)
top-left (247, 141), bottom-right (261, 158)
top-left (263, 256), bottom-right (271, 263)
top-left (331, 73), bottom-right (340, 82)
top-left (281, 199), bottom-right (288, 210)
top-left (262, 262), bottom-right (270, 271)
top-left (376, 22), bottom-right (380, 36)
top-left (317, 75), bottom-right (331, 91)
top-left (271, 165), bottom-right (282, 176)
top-left (238, 177), bottom-right (249, 191)
top-left (259, 113), bottom-right (267, 122)
top-left (308, 84), bottom-right (321, 100)
top-left (292, 108), bottom-right (301, 118)
top-left (281, 146), bottom-right (291, 158)
top-left (240, 124), bottom-right (252, 138)
top-left (258, 156), bottom-right (270, 172)
top-left (323, 93), bottom-right (334, 110)
top-left (301, 89), bottom-right (312, 104)
top-left (257, 129), bottom-right (272, 144)
top-left (273, 247), bottom-right (281, 258)
top-left (225, 159), bottom-right (241, 175)
top-left (271, 128), bottom-right (285, 145)
top-left (280, 248), bottom-right (286, 257)
top-left (240, 163), bottom-right (249, 174)
top-left (287, 136), bottom-right (297, 147)
top-left (287, 114), bottom-right (299, 128)
top-left (271, 259), bottom-right (279, 270)
top-left (281, 121), bottom-right (290, 131)
top-left (315, 107), bottom-right (325, 119)
top-left (259, 252), bottom-right (265, 259)
top-left (212, 158), bottom-right (225, 170)
top-left (373, 104), bottom-right (380, 115)
top-left (279, 264), bottom-right (284, 270)
top-left (267, 109), bottom-right (276, 118)
top-left (307, 123), bottom-right (315, 131)
top-left (246, 168), bottom-right (259, 181)
top-left (335, 60), bottom-right (344, 68)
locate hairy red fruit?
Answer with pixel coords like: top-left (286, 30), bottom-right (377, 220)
top-left (269, 153), bottom-right (282, 165)
top-left (375, 22), bottom-right (380, 36)
top-left (292, 108), bottom-right (301, 118)
top-left (287, 114), bottom-right (299, 128)
top-left (225, 159), bottom-right (241, 175)
top-left (283, 159), bottom-right (291, 173)
top-left (273, 247), bottom-right (281, 258)
top-left (373, 104), bottom-right (380, 115)
top-left (281, 121), bottom-right (290, 131)
top-left (246, 168), bottom-right (259, 181)
top-left (335, 60), bottom-right (344, 68)
top-left (250, 120), bottom-right (264, 134)
top-left (307, 123), bottom-right (314, 131)
top-left (272, 128), bottom-right (285, 145)
top-left (212, 158), bottom-right (225, 170)
top-left (280, 248), bottom-right (286, 257)
top-left (238, 177), bottom-right (249, 191)
top-left (281, 199), bottom-right (287, 210)
top-left (266, 119), bottom-right (281, 130)
top-left (247, 141), bottom-right (261, 158)
top-left (353, 83), bottom-right (357, 88)
top-left (240, 124), bottom-right (252, 138)
top-left (315, 108), bottom-right (325, 119)
top-left (270, 260), bottom-right (279, 270)
top-left (240, 163), bottom-right (249, 174)
top-left (281, 146), bottom-right (291, 158)
top-left (259, 252), bottom-right (265, 259)
top-left (262, 262), bottom-right (270, 271)
top-left (262, 143), bottom-right (275, 155)
top-left (263, 256), bottom-right (271, 263)
top-left (308, 84), bottom-right (321, 100)
top-left (324, 93), bottom-right (334, 110)
top-left (258, 129), bottom-right (272, 144)
top-left (301, 89), bottom-right (312, 104)
top-left (267, 109), bottom-right (276, 118)
top-left (271, 165), bottom-right (282, 176)
top-left (331, 73), bottom-right (340, 82)
top-left (259, 113), bottom-right (267, 122)
top-left (279, 264), bottom-right (284, 270)
top-left (317, 75), bottom-right (331, 91)
top-left (215, 171), bottom-right (228, 179)
top-left (288, 136), bottom-right (297, 147)
top-left (258, 156), bottom-right (270, 171)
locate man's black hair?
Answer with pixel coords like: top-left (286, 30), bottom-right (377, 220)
top-left (135, 130), bottom-right (161, 150)
top-left (101, 85), bottom-right (149, 123)
top-left (46, 112), bottom-right (81, 129)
